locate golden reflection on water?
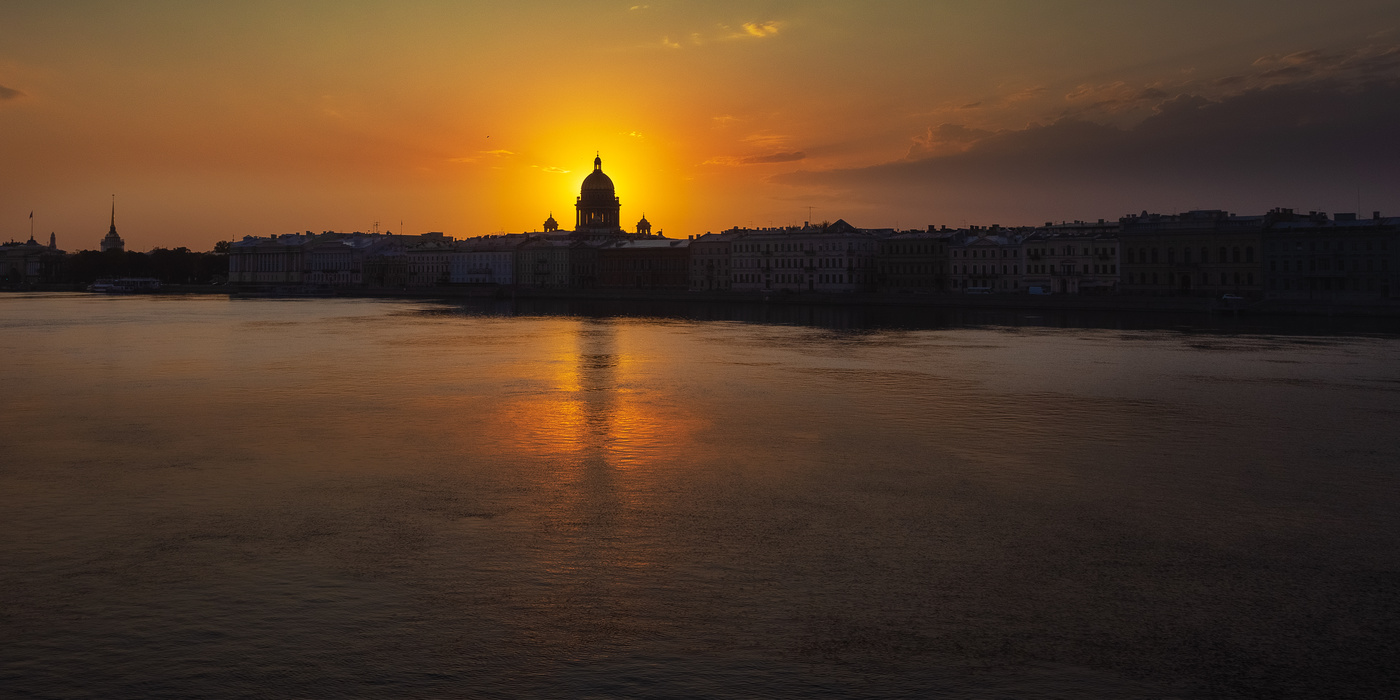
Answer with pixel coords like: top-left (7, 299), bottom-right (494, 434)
top-left (477, 317), bottom-right (701, 473)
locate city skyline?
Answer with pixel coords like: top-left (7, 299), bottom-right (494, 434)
top-left (3, 1), bottom-right (1399, 251)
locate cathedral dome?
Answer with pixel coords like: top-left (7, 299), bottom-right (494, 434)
top-left (579, 155), bottom-right (616, 202)
top-left (574, 154), bottom-right (622, 233)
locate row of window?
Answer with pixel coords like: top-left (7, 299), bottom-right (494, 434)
top-left (1271, 277), bottom-right (1389, 292)
top-left (1128, 272), bottom-right (1255, 285)
top-left (735, 257), bottom-right (856, 269)
top-left (735, 242), bottom-right (872, 253)
top-left (1268, 239), bottom-right (1390, 253)
top-left (883, 243), bottom-right (942, 254)
top-left (733, 273), bottom-right (864, 285)
top-left (1272, 258), bottom-right (1391, 273)
top-left (1127, 246), bottom-right (1254, 265)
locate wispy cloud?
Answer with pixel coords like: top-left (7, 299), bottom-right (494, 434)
top-left (742, 132), bottom-right (792, 149)
top-left (705, 151), bottom-right (806, 166)
top-left (907, 124), bottom-right (995, 159)
top-left (480, 149), bottom-right (515, 156)
top-left (541, 166), bottom-right (570, 174)
top-left (661, 36), bottom-right (681, 49)
top-left (0, 85), bottom-right (24, 101)
top-left (447, 156), bottom-right (476, 164)
top-left (741, 21), bottom-right (781, 38)
top-left (629, 4), bottom-right (649, 10)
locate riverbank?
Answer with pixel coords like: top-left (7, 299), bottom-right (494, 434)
top-left (7, 283), bottom-right (1400, 318)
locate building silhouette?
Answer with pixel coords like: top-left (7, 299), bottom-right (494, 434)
top-left (575, 155), bottom-right (621, 235)
top-left (100, 200), bottom-right (124, 253)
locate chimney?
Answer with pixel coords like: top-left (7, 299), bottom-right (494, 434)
top-left (1375, 211), bottom-right (1382, 220)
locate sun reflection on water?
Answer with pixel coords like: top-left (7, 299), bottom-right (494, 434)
top-left (480, 318), bottom-right (699, 473)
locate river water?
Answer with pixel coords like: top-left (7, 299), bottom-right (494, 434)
top-left (2, 293), bottom-right (1398, 698)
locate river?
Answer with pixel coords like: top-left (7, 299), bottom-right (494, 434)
top-left (2, 293), bottom-right (1398, 698)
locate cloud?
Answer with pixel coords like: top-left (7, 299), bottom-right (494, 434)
top-left (1253, 49), bottom-right (1340, 79)
top-left (741, 21), bottom-right (781, 38)
top-left (480, 149), bottom-right (515, 156)
top-left (1248, 43), bottom-right (1400, 83)
top-left (743, 151), bottom-right (805, 164)
top-left (742, 132), bottom-right (791, 149)
top-left (629, 4), bottom-right (649, 9)
top-left (706, 151), bottom-right (806, 166)
top-left (1062, 81), bottom-right (1175, 117)
top-left (661, 36), bottom-right (681, 49)
top-left (0, 85), bottom-right (24, 100)
top-left (775, 77), bottom-right (1400, 222)
top-left (447, 156), bottom-right (476, 164)
top-left (907, 124), bottom-right (995, 159)
top-left (541, 166), bottom-right (570, 174)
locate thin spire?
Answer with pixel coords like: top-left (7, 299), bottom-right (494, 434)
top-left (109, 194), bottom-right (117, 234)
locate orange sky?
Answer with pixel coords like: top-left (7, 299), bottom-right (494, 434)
top-left (3, 1), bottom-right (1399, 251)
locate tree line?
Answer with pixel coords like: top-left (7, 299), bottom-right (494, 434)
top-left (64, 243), bottom-right (229, 284)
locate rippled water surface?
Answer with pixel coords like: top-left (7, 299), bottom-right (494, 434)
top-left (3, 293), bottom-right (1399, 698)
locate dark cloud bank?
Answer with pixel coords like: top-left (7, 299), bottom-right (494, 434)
top-left (778, 77), bottom-right (1400, 223)
top-left (0, 85), bottom-right (26, 100)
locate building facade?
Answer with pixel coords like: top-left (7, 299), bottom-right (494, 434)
top-left (405, 233), bottom-right (455, 288)
top-left (730, 220), bottom-right (879, 293)
top-left (597, 239), bottom-right (691, 289)
top-left (1020, 233), bottom-right (1120, 294)
top-left (228, 233), bottom-right (310, 286)
top-left (1263, 211), bottom-right (1399, 301)
top-left (451, 236), bottom-right (521, 285)
top-left (689, 232), bottom-right (736, 291)
top-left (514, 238), bottom-right (575, 288)
top-left (303, 233), bottom-right (385, 287)
top-left (1119, 210), bottom-right (1264, 297)
top-left (0, 235), bottom-right (65, 286)
top-left (949, 230), bottom-right (1023, 292)
top-left (877, 230), bottom-right (950, 293)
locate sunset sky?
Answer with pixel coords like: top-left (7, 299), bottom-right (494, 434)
top-left (3, 1), bottom-right (1399, 250)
